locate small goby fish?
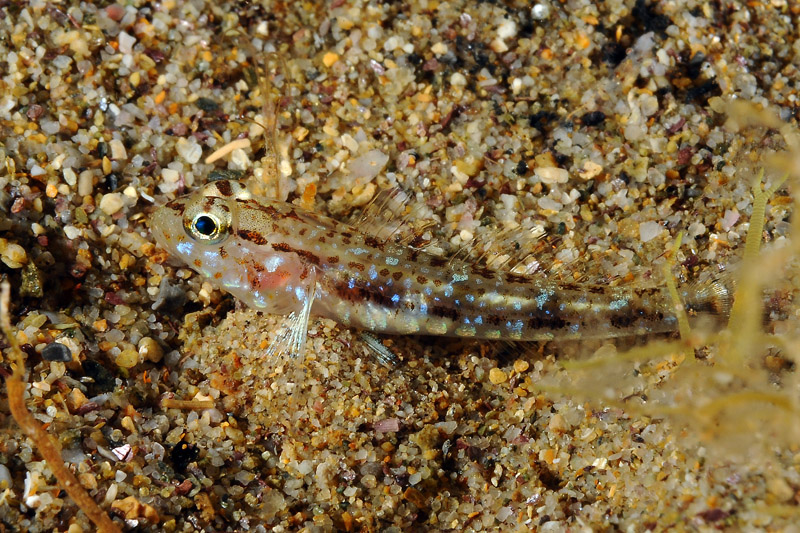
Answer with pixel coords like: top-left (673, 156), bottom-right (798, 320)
top-left (151, 180), bottom-right (730, 356)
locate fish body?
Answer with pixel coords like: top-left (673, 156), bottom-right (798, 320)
top-left (151, 181), bottom-right (727, 347)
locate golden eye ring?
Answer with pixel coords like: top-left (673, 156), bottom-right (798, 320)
top-left (187, 212), bottom-right (226, 243)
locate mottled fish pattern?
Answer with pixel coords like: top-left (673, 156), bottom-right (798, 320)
top-left (150, 181), bottom-right (729, 352)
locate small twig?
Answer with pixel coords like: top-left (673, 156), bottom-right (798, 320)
top-left (161, 398), bottom-right (215, 410)
top-left (0, 281), bottom-right (121, 533)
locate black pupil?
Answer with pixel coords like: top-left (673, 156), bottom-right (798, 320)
top-left (194, 215), bottom-right (217, 236)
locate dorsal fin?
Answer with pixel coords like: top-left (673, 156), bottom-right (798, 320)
top-left (350, 188), bottom-right (437, 250)
top-left (449, 222), bottom-right (547, 276)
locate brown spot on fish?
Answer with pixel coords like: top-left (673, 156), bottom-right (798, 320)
top-left (416, 275), bottom-right (427, 284)
top-left (471, 265), bottom-right (496, 280)
top-left (237, 230), bottom-right (268, 245)
top-left (214, 272), bottom-right (222, 279)
top-left (527, 312), bottom-right (568, 330)
top-left (219, 247), bottom-right (228, 259)
top-left (341, 231), bottom-right (352, 238)
top-left (633, 287), bottom-right (661, 298)
top-left (430, 256), bottom-right (448, 268)
top-left (504, 273), bottom-right (532, 285)
top-left (586, 285), bottom-right (606, 294)
top-left (193, 259), bottom-right (202, 268)
top-left (392, 271), bottom-right (403, 281)
top-left (272, 242), bottom-right (321, 266)
top-left (348, 262), bottom-right (365, 271)
top-left (167, 200), bottom-right (186, 215)
top-left (364, 235), bottom-right (385, 251)
top-left (380, 268), bottom-right (390, 277)
top-left (328, 256), bottom-right (340, 264)
top-left (215, 180), bottom-right (233, 197)
top-left (299, 228), bottom-right (307, 236)
top-left (430, 305), bottom-right (460, 321)
top-left (332, 280), bottom-right (399, 309)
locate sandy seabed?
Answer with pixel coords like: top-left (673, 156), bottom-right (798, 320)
top-left (1, 0), bottom-right (800, 531)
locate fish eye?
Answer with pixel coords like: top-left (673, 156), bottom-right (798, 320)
top-left (187, 212), bottom-right (228, 243)
top-left (194, 215), bottom-right (217, 236)
top-left (182, 195), bottom-right (233, 244)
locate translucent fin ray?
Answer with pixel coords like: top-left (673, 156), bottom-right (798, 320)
top-left (265, 275), bottom-right (316, 359)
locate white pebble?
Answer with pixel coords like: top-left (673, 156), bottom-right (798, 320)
top-left (99, 192), bottom-right (124, 215)
top-left (30, 165), bottom-right (45, 177)
top-left (161, 168), bottom-right (180, 184)
top-left (496, 506), bottom-right (513, 522)
top-left (490, 38), bottom-right (509, 54)
top-left (64, 226), bottom-right (81, 240)
top-left (118, 31), bottom-right (136, 55)
top-left (531, 3), bottom-right (551, 20)
top-left (383, 36), bottom-right (402, 51)
top-left (538, 197), bottom-right (563, 211)
top-left (535, 166), bottom-right (569, 184)
top-left (176, 137), bottom-right (202, 164)
top-left (0, 464), bottom-right (10, 489)
top-left (1, 242), bottom-right (27, 268)
top-left (640, 94), bottom-right (659, 117)
top-left (78, 170), bottom-right (94, 196)
top-left (109, 139), bottom-right (127, 160)
top-left (720, 209), bottom-right (740, 231)
top-left (688, 221), bottom-right (706, 238)
top-left (431, 42), bottom-right (448, 55)
top-left (340, 133), bottom-right (359, 153)
top-left (639, 221), bottom-right (663, 242)
top-left (123, 186), bottom-right (138, 200)
top-left (297, 460), bottom-right (313, 476)
top-left (347, 150), bottom-right (388, 180)
top-left (41, 119), bottom-right (60, 135)
top-left (497, 19), bottom-right (517, 39)
top-left (63, 167), bottom-right (77, 186)
top-left (230, 148), bottom-right (251, 170)
top-left (450, 72), bottom-right (467, 86)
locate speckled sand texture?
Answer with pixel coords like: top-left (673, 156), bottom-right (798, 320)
top-left (1, 0), bottom-right (799, 531)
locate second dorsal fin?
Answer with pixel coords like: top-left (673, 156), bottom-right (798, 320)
top-left (350, 188), bottom-right (437, 250)
top-left (449, 222), bottom-right (547, 276)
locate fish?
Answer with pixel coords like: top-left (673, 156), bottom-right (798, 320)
top-left (150, 179), bottom-right (733, 357)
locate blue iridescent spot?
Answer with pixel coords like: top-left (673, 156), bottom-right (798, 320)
top-left (386, 256), bottom-right (399, 265)
top-left (391, 293), bottom-right (400, 304)
top-left (609, 298), bottom-right (628, 311)
top-left (535, 292), bottom-right (549, 309)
